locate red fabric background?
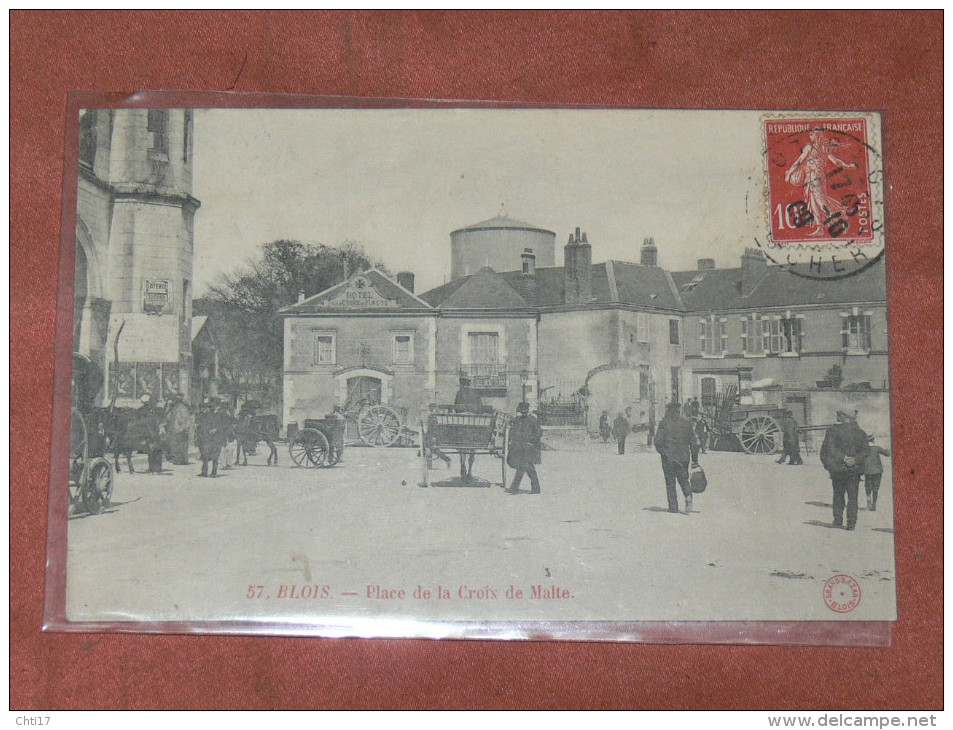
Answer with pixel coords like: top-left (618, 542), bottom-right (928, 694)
top-left (10, 10), bottom-right (942, 710)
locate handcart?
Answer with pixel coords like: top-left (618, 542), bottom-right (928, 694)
top-left (418, 405), bottom-right (511, 487)
top-left (288, 415), bottom-right (347, 467)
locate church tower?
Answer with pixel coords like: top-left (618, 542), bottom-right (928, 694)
top-left (75, 108), bottom-right (200, 405)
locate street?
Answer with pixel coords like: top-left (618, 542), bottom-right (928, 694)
top-left (65, 437), bottom-right (896, 628)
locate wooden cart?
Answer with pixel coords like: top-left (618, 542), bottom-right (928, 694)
top-left (418, 406), bottom-right (511, 487)
top-left (702, 384), bottom-right (786, 454)
top-left (288, 416), bottom-right (347, 467)
top-left (70, 353), bottom-right (114, 514)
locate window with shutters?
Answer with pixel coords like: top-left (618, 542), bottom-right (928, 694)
top-left (669, 319), bottom-right (680, 345)
top-left (700, 315), bottom-right (727, 357)
top-left (842, 313), bottom-right (872, 353)
top-left (762, 315), bottom-right (804, 355)
top-left (741, 315), bottom-right (765, 356)
top-left (464, 331), bottom-right (505, 389)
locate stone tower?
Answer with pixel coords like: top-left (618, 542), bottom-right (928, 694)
top-left (75, 108), bottom-right (200, 405)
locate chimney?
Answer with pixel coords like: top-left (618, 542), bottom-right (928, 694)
top-left (396, 271), bottom-right (415, 293)
top-left (640, 237), bottom-right (658, 266)
top-left (741, 247), bottom-right (768, 296)
top-left (564, 228), bottom-right (592, 304)
top-left (298, 290), bottom-right (305, 303)
top-left (521, 248), bottom-right (536, 276)
top-left (511, 248), bottom-right (539, 304)
top-left (697, 258), bottom-right (716, 270)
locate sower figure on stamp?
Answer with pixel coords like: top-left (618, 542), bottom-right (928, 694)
top-left (776, 409), bottom-right (803, 465)
top-left (654, 402), bottom-right (700, 514)
top-left (864, 434), bottom-right (891, 512)
top-left (506, 402), bottom-right (541, 495)
top-left (820, 410), bottom-right (869, 530)
top-left (453, 375), bottom-right (483, 480)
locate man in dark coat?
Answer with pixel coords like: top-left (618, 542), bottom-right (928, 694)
top-left (139, 394), bottom-right (166, 474)
top-left (196, 399), bottom-right (228, 477)
top-left (454, 376), bottom-right (483, 480)
top-left (612, 411), bottom-right (630, 455)
top-left (820, 410), bottom-right (869, 530)
top-left (654, 401), bottom-right (700, 514)
top-left (506, 402), bottom-right (542, 494)
top-left (776, 410), bottom-right (803, 465)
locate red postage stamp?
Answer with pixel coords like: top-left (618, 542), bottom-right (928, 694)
top-left (765, 117), bottom-right (874, 246)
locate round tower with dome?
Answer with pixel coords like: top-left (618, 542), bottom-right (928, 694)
top-left (449, 208), bottom-right (556, 279)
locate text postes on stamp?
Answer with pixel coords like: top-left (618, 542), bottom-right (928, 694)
top-left (759, 114), bottom-right (884, 281)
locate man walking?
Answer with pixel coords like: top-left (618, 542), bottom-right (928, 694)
top-left (612, 411), bottom-right (630, 455)
top-left (820, 410), bottom-right (869, 530)
top-left (506, 402), bottom-right (542, 494)
top-left (654, 401), bottom-right (700, 514)
top-left (863, 435), bottom-right (891, 512)
top-left (776, 409), bottom-right (803, 465)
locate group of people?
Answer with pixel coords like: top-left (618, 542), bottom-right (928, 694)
top-left (819, 409), bottom-right (891, 530)
top-left (599, 399), bottom-right (709, 458)
top-left (132, 394), bottom-right (266, 478)
top-left (134, 392), bottom-right (194, 474)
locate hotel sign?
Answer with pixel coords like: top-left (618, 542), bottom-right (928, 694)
top-left (325, 275), bottom-right (397, 309)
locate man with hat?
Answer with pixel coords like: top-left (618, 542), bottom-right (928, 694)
top-left (506, 402), bottom-right (542, 494)
top-left (138, 393), bottom-right (165, 474)
top-left (653, 401), bottom-right (700, 514)
top-left (166, 392), bottom-right (193, 466)
top-left (454, 375), bottom-right (483, 480)
top-left (863, 434), bottom-right (891, 512)
top-left (776, 409), bottom-right (803, 465)
top-left (820, 410), bottom-right (869, 530)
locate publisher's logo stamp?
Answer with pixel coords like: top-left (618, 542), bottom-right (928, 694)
top-left (823, 574), bottom-right (862, 613)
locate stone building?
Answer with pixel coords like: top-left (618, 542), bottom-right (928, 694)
top-left (281, 214), bottom-right (888, 437)
top-left (74, 108), bottom-right (200, 405)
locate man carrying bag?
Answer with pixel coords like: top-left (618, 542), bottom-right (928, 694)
top-left (654, 401), bottom-right (701, 514)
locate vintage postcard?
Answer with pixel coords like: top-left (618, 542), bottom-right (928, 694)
top-left (48, 104), bottom-right (894, 642)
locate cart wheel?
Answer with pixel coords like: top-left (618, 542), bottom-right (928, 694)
top-left (357, 405), bottom-right (402, 447)
top-left (740, 414), bottom-right (782, 454)
top-left (326, 442), bottom-right (342, 467)
top-left (81, 458), bottom-right (114, 514)
top-left (289, 428), bottom-right (329, 467)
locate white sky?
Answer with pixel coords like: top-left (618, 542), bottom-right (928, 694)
top-left (192, 108), bottom-right (770, 296)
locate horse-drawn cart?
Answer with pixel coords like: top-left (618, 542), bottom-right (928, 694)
top-left (702, 384), bottom-right (785, 454)
top-left (70, 354), bottom-right (114, 514)
top-left (418, 406), bottom-right (511, 487)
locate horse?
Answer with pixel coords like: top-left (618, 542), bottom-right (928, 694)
top-left (234, 411), bottom-right (278, 466)
top-left (94, 406), bottom-right (156, 474)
